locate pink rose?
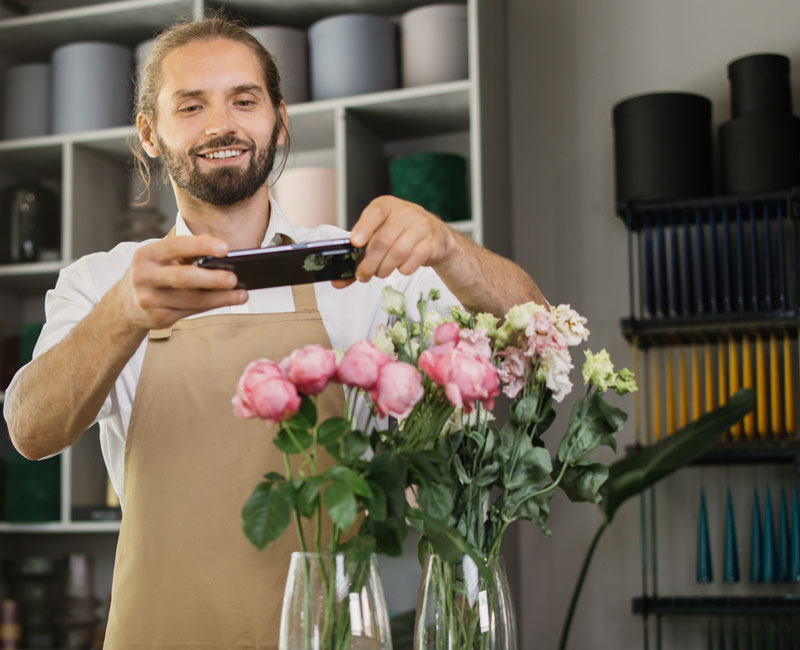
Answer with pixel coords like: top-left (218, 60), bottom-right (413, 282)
top-left (369, 361), bottom-right (424, 419)
top-left (457, 328), bottom-right (493, 361)
top-left (442, 350), bottom-right (500, 414)
top-left (433, 322), bottom-right (460, 347)
top-left (233, 360), bottom-right (301, 424)
top-left (418, 343), bottom-right (455, 386)
top-left (232, 359), bottom-right (285, 418)
top-left (337, 340), bottom-right (392, 390)
top-left (280, 344), bottom-right (337, 395)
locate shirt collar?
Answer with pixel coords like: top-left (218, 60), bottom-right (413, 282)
top-left (173, 195), bottom-right (299, 247)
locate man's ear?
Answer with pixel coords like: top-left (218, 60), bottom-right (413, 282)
top-left (137, 113), bottom-right (160, 158)
top-left (277, 101), bottom-right (288, 147)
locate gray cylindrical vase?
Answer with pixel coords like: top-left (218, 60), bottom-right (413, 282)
top-left (3, 63), bottom-right (50, 139)
top-left (401, 3), bottom-right (468, 87)
top-left (248, 26), bottom-right (309, 105)
top-left (52, 41), bottom-right (133, 134)
top-left (308, 13), bottom-right (397, 101)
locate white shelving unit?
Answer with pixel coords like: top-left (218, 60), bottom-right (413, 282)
top-left (0, 0), bottom-right (510, 618)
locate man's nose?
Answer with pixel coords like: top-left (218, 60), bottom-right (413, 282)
top-left (204, 103), bottom-right (235, 137)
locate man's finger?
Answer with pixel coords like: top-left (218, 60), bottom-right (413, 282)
top-left (331, 278), bottom-right (356, 289)
top-left (350, 197), bottom-right (391, 248)
top-left (145, 234), bottom-right (229, 264)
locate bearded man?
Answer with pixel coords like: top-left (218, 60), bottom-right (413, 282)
top-left (4, 15), bottom-right (546, 649)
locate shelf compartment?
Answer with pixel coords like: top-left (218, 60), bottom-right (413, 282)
top-left (633, 595), bottom-right (800, 617)
top-left (0, 0), bottom-right (198, 61)
top-left (0, 262), bottom-right (62, 292)
top-left (0, 521), bottom-right (120, 533)
top-left (0, 138), bottom-right (62, 178)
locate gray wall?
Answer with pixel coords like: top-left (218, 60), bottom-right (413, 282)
top-left (507, 1), bottom-right (800, 648)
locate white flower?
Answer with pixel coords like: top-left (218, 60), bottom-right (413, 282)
top-left (475, 312), bottom-right (499, 335)
top-left (542, 347), bottom-right (573, 402)
top-left (389, 320), bottom-right (409, 344)
top-left (372, 327), bottom-right (394, 355)
top-left (382, 286), bottom-right (406, 317)
top-left (550, 304), bottom-right (590, 346)
top-left (582, 349), bottom-right (614, 391)
top-left (422, 309), bottom-right (446, 341)
top-left (505, 302), bottom-right (546, 333)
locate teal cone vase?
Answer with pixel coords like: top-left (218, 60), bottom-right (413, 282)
top-left (791, 486), bottom-right (800, 582)
top-left (763, 484), bottom-right (777, 582)
top-left (778, 487), bottom-right (790, 581)
top-left (724, 487), bottom-right (740, 583)
top-left (750, 487), bottom-right (763, 582)
top-left (697, 487), bottom-right (713, 583)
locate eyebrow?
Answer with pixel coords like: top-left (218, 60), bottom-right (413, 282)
top-left (171, 84), bottom-right (266, 101)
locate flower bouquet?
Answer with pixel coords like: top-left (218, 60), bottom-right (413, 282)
top-left (233, 288), bottom-right (635, 650)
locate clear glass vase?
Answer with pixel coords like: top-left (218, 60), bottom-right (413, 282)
top-left (279, 552), bottom-right (393, 650)
top-left (414, 554), bottom-right (517, 650)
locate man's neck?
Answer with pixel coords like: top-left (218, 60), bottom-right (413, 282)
top-left (173, 184), bottom-right (271, 250)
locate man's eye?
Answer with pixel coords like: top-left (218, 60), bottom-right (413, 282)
top-left (179, 105), bottom-right (201, 113)
top-left (236, 99), bottom-right (255, 106)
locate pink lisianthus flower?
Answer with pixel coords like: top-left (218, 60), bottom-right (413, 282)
top-left (280, 344), bottom-right (337, 396)
top-left (369, 361), bottom-right (425, 419)
top-left (418, 343), bottom-right (456, 385)
top-left (541, 347), bottom-right (574, 402)
top-left (525, 310), bottom-right (567, 358)
top-left (232, 359), bottom-right (285, 418)
top-left (337, 340), bottom-right (393, 390)
top-left (497, 346), bottom-right (527, 399)
top-left (422, 346), bottom-right (499, 414)
top-left (432, 321), bottom-right (460, 347)
top-left (457, 327), bottom-right (493, 361)
top-left (233, 360), bottom-right (301, 424)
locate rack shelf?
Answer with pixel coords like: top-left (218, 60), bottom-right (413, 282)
top-left (633, 595), bottom-right (800, 617)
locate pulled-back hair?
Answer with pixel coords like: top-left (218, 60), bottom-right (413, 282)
top-left (131, 13), bottom-right (290, 203)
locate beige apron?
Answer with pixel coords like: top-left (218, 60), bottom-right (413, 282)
top-left (104, 279), bottom-right (345, 650)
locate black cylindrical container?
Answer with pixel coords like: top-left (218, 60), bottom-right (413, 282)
top-left (613, 92), bottom-right (713, 204)
top-left (719, 114), bottom-right (800, 194)
top-left (728, 53), bottom-right (791, 118)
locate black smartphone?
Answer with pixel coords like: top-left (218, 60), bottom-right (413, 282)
top-left (195, 238), bottom-right (364, 290)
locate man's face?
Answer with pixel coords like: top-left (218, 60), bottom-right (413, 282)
top-left (148, 38), bottom-right (284, 206)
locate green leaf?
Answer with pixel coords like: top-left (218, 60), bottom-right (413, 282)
top-left (600, 389), bottom-right (755, 523)
top-left (418, 481), bottom-right (454, 522)
top-left (273, 428), bottom-right (313, 454)
top-left (297, 475), bottom-right (326, 518)
top-left (262, 471), bottom-right (285, 482)
top-left (367, 452), bottom-right (407, 516)
top-left (370, 515), bottom-right (407, 556)
top-left (337, 534), bottom-right (376, 563)
top-left (242, 481), bottom-right (293, 550)
top-left (330, 466), bottom-right (373, 498)
top-left (559, 460), bottom-right (609, 504)
top-left (323, 481), bottom-right (357, 530)
top-left (421, 514), bottom-right (491, 582)
top-left (342, 429), bottom-right (370, 461)
top-left (365, 481), bottom-right (387, 521)
top-left (507, 445), bottom-right (552, 489)
top-left (318, 417), bottom-right (350, 445)
top-left (473, 460), bottom-right (501, 487)
top-left (286, 395), bottom-right (316, 431)
top-left (557, 393), bottom-right (626, 465)
top-left (496, 422), bottom-right (517, 464)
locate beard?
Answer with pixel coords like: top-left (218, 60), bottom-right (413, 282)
top-left (156, 123), bottom-right (280, 206)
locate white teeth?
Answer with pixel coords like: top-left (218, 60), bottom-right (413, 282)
top-left (203, 149), bottom-right (243, 159)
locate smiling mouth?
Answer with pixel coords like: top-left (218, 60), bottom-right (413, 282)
top-left (199, 149), bottom-right (247, 160)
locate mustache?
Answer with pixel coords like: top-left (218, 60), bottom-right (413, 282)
top-left (189, 135), bottom-right (253, 156)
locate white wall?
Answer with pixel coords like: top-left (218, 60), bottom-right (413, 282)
top-left (507, 1), bottom-right (800, 648)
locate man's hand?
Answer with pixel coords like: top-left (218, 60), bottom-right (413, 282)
top-left (332, 196), bottom-right (455, 288)
top-left (114, 234), bottom-right (247, 332)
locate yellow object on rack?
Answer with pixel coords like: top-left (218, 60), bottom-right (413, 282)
top-left (691, 343), bottom-right (701, 421)
top-left (652, 351), bottom-right (661, 441)
top-left (770, 333), bottom-right (782, 436)
top-left (704, 343), bottom-right (714, 414)
top-left (742, 334), bottom-right (755, 438)
top-left (678, 349), bottom-right (688, 429)
top-left (633, 339), bottom-right (641, 445)
top-left (729, 336), bottom-right (741, 439)
top-left (784, 332), bottom-right (794, 437)
top-left (665, 350), bottom-right (675, 434)
top-left (756, 335), bottom-right (768, 437)
top-left (718, 339), bottom-right (728, 438)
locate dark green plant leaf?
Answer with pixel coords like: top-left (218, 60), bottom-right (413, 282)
top-left (557, 392), bottom-right (626, 465)
top-left (370, 515), bottom-right (407, 556)
top-left (507, 446), bottom-right (552, 489)
top-left (262, 471), bottom-right (284, 482)
top-left (367, 452), bottom-right (407, 516)
top-left (242, 481), bottom-right (293, 550)
top-left (318, 417), bottom-right (350, 445)
top-left (297, 475), bottom-right (326, 518)
top-left (329, 466), bottom-right (373, 498)
top-left (365, 481), bottom-right (387, 521)
top-left (337, 534), bottom-right (377, 563)
top-left (342, 429), bottom-right (370, 460)
top-left (473, 460), bottom-right (501, 487)
top-left (274, 428), bottom-right (313, 454)
top-left (558, 460), bottom-right (608, 504)
top-left (288, 395), bottom-right (316, 430)
top-left (418, 481), bottom-right (453, 522)
top-left (323, 481), bottom-right (357, 530)
top-left (512, 395), bottom-right (539, 425)
top-left (600, 389), bottom-right (755, 523)
top-left (420, 514), bottom-right (491, 581)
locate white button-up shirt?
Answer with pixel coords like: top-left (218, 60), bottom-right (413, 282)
top-left (3, 198), bottom-right (460, 499)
